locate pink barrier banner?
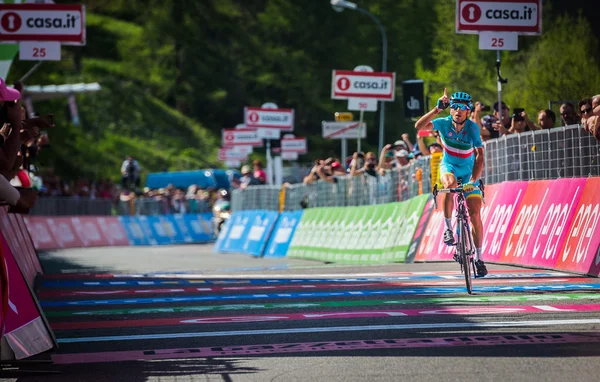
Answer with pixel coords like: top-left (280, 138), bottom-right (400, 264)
top-left (23, 216), bottom-right (58, 250)
top-left (95, 216), bottom-right (130, 247)
top-left (480, 181), bottom-right (528, 262)
top-left (501, 179), bottom-right (586, 268)
top-left (414, 183), bottom-right (500, 262)
top-left (24, 216), bottom-right (130, 251)
top-left (555, 177), bottom-right (600, 276)
top-left (0, 210), bottom-right (42, 287)
top-left (0, 231), bottom-right (55, 359)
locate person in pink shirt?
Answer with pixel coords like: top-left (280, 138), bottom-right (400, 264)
top-left (253, 160), bottom-right (267, 185)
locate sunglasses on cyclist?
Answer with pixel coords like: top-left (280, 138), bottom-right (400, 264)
top-left (450, 103), bottom-right (470, 111)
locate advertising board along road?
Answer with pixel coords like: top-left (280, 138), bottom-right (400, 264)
top-left (322, 121), bottom-right (366, 140)
top-left (331, 70), bottom-right (395, 101)
top-left (222, 128), bottom-right (262, 147)
top-left (456, 0), bottom-right (542, 35)
top-left (244, 107), bottom-right (294, 131)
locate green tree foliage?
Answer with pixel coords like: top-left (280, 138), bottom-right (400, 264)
top-left (5, 0), bottom-right (600, 183)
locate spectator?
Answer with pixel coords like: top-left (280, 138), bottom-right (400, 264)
top-left (393, 138), bottom-right (409, 152)
top-left (378, 144), bottom-right (396, 174)
top-left (559, 103), bottom-right (579, 126)
top-left (121, 155), bottom-right (141, 190)
top-left (330, 160), bottom-right (347, 176)
top-left (252, 160), bottom-right (267, 184)
top-left (578, 98), bottom-right (594, 134)
top-left (508, 109), bottom-right (539, 134)
top-left (240, 165), bottom-right (260, 188)
top-left (350, 151), bottom-right (378, 178)
top-left (395, 149), bottom-right (410, 167)
top-left (537, 109), bottom-right (556, 130)
top-left (491, 101), bottom-right (511, 136)
top-left (592, 95), bottom-right (600, 117)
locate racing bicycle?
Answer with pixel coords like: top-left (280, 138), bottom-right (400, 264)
top-left (432, 180), bottom-right (484, 294)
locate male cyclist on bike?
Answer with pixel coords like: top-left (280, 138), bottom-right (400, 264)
top-left (414, 89), bottom-right (487, 277)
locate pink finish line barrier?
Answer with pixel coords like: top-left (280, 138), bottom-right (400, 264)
top-left (415, 178), bottom-right (600, 277)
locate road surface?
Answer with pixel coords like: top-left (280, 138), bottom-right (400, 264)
top-left (5, 244), bottom-right (600, 381)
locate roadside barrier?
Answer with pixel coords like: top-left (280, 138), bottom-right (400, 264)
top-left (214, 210), bottom-right (279, 256)
top-left (24, 213), bottom-right (215, 250)
top-left (215, 177), bottom-right (600, 277)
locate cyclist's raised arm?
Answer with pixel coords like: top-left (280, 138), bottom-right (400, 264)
top-left (415, 88), bottom-right (449, 130)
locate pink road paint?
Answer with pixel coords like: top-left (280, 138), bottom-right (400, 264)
top-left (38, 278), bottom-right (583, 299)
top-left (49, 304), bottom-right (600, 331)
top-left (52, 332), bottom-right (600, 364)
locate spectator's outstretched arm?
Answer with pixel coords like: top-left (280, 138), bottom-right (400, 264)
top-left (401, 133), bottom-right (414, 151)
top-left (0, 102), bottom-right (23, 175)
top-left (316, 165), bottom-right (335, 183)
top-left (377, 144), bottom-right (392, 171)
top-left (417, 136), bottom-right (431, 156)
top-left (523, 111), bottom-right (540, 130)
top-left (350, 153), bottom-right (362, 177)
top-left (303, 166), bottom-right (317, 185)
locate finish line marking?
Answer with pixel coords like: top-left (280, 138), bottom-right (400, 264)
top-left (56, 319), bottom-right (600, 343)
top-left (38, 278), bottom-right (582, 299)
top-left (40, 284), bottom-right (600, 307)
top-left (43, 293), bottom-right (600, 317)
top-left (41, 272), bottom-right (577, 287)
top-left (52, 332), bottom-right (600, 364)
top-left (49, 304), bottom-right (600, 330)
top-left (45, 269), bottom-right (555, 280)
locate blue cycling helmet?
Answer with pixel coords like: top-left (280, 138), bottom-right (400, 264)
top-left (450, 91), bottom-right (474, 111)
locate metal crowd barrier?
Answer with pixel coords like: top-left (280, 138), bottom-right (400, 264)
top-left (29, 197), bottom-right (113, 216)
top-left (232, 124), bottom-right (600, 212)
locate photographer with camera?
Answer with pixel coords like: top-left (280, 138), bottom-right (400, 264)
top-left (121, 155), bottom-right (141, 191)
top-left (508, 108), bottom-right (539, 134)
top-left (350, 151), bottom-right (378, 178)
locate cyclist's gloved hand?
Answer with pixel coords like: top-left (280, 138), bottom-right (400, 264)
top-left (436, 88), bottom-right (450, 110)
top-left (463, 183), bottom-right (475, 193)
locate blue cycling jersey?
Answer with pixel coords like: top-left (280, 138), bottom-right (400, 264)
top-left (432, 116), bottom-right (483, 167)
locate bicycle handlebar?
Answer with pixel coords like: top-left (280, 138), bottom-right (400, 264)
top-left (432, 180), bottom-right (486, 209)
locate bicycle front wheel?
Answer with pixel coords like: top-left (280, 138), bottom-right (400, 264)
top-left (460, 222), bottom-right (472, 294)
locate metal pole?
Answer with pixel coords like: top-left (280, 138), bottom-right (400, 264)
top-left (19, 61), bottom-right (43, 82)
top-left (356, 7), bottom-right (387, 154)
top-left (266, 139), bottom-right (273, 185)
top-left (358, 109), bottom-right (364, 153)
top-left (341, 138), bottom-right (347, 165)
top-left (496, 51), bottom-right (502, 121)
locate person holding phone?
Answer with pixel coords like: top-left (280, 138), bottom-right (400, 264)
top-left (509, 108), bottom-right (539, 134)
top-left (414, 88), bottom-right (487, 277)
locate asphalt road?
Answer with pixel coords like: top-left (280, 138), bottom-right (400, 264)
top-left (3, 244), bottom-right (600, 382)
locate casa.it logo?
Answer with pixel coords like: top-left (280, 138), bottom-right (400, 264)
top-left (1, 12), bottom-right (22, 32)
top-left (462, 3), bottom-right (482, 23)
top-left (337, 77), bottom-right (351, 91)
top-left (248, 112), bottom-right (259, 123)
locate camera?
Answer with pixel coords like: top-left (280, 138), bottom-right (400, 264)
top-left (512, 108), bottom-right (525, 122)
top-left (480, 104), bottom-right (491, 112)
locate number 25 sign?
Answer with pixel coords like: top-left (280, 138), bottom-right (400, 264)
top-left (19, 41), bottom-right (61, 61)
top-left (478, 31), bottom-right (518, 51)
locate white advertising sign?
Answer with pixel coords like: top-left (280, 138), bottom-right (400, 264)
top-left (281, 152), bottom-right (298, 161)
top-left (0, 4), bottom-right (86, 45)
top-left (322, 121), bottom-right (366, 140)
top-left (456, 0), bottom-right (542, 35)
top-left (281, 138), bottom-right (307, 154)
top-left (331, 70), bottom-right (395, 101)
top-left (232, 145), bottom-right (253, 155)
top-left (225, 160), bottom-right (241, 168)
top-left (244, 107), bottom-right (294, 130)
top-left (19, 41), bottom-right (61, 61)
top-left (218, 149), bottom-right (248, 161)
top-left (257, 128), bottom-right (280, 140)
top-left (222, 128), bottom-right (262, 147)
top-left (348, 97), bottom-right (378, 111)
top-left (478, 31), bottom-right (518, 50)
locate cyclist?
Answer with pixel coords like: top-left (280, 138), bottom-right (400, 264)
top-left (414, 88), bottom-right (487, 277)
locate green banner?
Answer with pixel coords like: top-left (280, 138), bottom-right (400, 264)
top-left (288, 194), bottom-right (429, 264)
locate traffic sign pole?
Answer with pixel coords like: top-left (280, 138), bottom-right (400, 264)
top-left (341, 139), bottom-right (347, 167)
top-left (358, 109), bottom-right (364, 153)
